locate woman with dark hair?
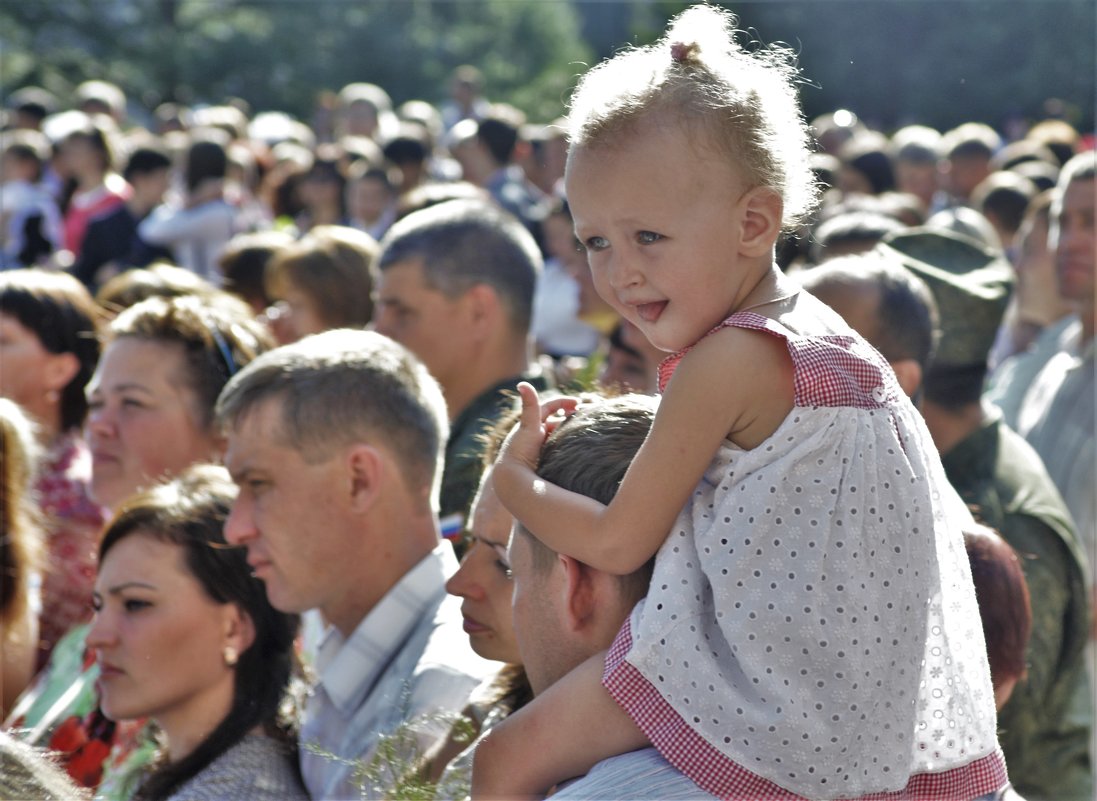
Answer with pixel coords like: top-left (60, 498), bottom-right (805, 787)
top-left (139, 133), bottom-right (251, 282)
top-left (6, 291), bottom-right (274, 797)
top-left (57, 115), bottom-right (130, 259)
top-left (88, 464), bottom-right (306, 800)
top-left (0, 269), bottom-right (105, 667)
top-left (404, 413), bottom-right (531, 798)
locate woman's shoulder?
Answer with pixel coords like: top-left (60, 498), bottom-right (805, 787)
top-left (166, 735), bottom-right (307, 801)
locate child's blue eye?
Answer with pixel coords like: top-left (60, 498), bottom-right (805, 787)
top-left (637, 231), bottom-right (663, 244)
top-left (584, 236), bottom-right (610, 251)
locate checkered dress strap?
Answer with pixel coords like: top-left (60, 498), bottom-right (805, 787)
top-left (658, 312), bottom-right (900, 410)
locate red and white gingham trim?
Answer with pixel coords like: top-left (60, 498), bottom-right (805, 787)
top-left (603, 619), bottom-right (1008, 801)
top-left (658, 312), bottom-right (898, 411)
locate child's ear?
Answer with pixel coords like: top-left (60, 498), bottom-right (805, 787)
top-left (737, 186), bottom-right (784, 258)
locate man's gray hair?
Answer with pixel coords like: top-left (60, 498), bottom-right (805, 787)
top-left (377, 199), bottom-right (541, 333)
top-left (215, 329), bottom-right (449, 499)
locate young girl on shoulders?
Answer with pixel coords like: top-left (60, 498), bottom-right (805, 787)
top-left (478, 5), bottom-right (1006, 800)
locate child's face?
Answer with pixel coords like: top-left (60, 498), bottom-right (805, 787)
top-left (565, 121), bottom-right (765, 353)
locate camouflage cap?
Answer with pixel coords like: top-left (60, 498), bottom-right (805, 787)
top-left (877, 227), bottom-right (1013, 368)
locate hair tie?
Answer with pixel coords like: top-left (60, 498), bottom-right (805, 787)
top-left (670, 40), bottom-right (700, 64)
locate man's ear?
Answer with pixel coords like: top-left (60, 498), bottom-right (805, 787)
top-left (559, 555), bottom-right (596, 632)
top-left (346, 443), bottom-right (385, 514)
top-left (460, 284), bottom-right (501, 339)
top-left (738, 186), bottom-right (784, 258)
top-left (889, 358), bottom-right (923, 399)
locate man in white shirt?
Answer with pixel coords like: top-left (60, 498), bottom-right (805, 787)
top-left (500, 395), bottom-right (717, 799)
top-left (216, 329), bottom-right (495, 799)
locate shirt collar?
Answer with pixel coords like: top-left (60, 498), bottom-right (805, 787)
top-left (314, 541), bottom-right (459, 714)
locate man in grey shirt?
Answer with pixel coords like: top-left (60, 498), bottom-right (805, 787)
top-left (504, 395), bottom-right (716, 799)
top-left (217, 330), bottom-right (495, 799)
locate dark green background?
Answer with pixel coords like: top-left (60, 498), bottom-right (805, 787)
top-left (2, 0), bottom-right (1093, 133)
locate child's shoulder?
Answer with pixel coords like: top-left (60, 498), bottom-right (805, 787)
top-left (723, 292), bottom-right (900, 411)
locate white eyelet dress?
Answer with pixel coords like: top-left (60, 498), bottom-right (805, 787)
top-left (602, 309), bottom-right (1008, 800)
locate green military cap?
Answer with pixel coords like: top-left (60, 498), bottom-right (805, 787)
top-left (876, 227), bottom-right (1013, 368)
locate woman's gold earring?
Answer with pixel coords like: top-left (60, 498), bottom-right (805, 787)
top-left (223, 645), bottom-right (238, 666)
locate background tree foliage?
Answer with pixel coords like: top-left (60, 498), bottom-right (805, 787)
top-left (1, 0), bottom-right (1092, 133)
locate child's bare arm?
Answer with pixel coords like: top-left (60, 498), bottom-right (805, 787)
top-left (493, 328), bottom-right (793, 575)
top-left (470, 653), bottom-right (645, 799)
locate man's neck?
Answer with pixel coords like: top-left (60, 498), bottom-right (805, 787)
top-left (921, 400), bottom-right (986, 457)
top-left (444, 343), bottom-right (531, 424)
top-left (329, 510), bottom-right (440, 638)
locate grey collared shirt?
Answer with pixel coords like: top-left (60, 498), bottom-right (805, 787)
top-left (553, 748), bottom-right (716, 800)
top-left (299, 542), bottom-right (496, 800)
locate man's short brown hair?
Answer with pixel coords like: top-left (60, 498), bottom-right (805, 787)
top-left (515, 394), bottom-right (658, 605)
top-left (215, 329), bottom-right (448, 500)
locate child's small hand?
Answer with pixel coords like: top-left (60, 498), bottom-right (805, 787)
top-left (499, 382), bottom-right (578, 471)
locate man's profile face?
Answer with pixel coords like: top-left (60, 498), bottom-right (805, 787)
top-left (373, 258), bottom-right (469, 393)
top-left (508, 529), bottom-right (571, 696)
top-left (223, 398), bottom-right (357, 629)
top-left (1052, 177), bottom-right (1095, 306)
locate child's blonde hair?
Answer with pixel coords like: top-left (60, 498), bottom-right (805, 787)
top-left (567, 3), bottom-right (818, 229)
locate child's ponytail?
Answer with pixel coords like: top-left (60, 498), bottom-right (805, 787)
top-left (669, 40), bottom-right (702, 67)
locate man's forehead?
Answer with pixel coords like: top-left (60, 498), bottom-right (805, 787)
top-left (378, 258), bottom-right (430, 292)
top-left (224, 399), bottom-right (290, 463)
top-left (1059, 177), bottom-right (1095, 210)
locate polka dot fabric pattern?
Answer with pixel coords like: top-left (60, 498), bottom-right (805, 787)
top-left (609, 311), bottom-right (1005, 800)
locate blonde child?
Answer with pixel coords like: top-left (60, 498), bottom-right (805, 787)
top-left (478, 5), bottom-right (1007, 800)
